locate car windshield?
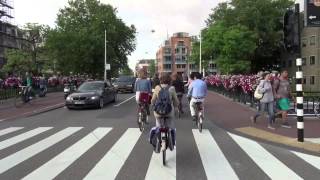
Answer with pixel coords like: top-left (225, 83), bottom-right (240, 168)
top-left (77, 82), bottom-right (103, 92)
top-left (117, 77), bottom-right (134, 82)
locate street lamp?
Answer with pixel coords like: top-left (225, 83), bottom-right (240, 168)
top-left (104, 29), bottom-right (107, 81)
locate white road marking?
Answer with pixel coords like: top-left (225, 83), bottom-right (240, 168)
top-left (0, 127), bottom-right (52, 150)
top-left (293, 151), bottom-right (320, 170)
top-left (145, 148), bottom-right (176, 180)
top-left (113, 95), bottom-right (136, 107)
top-left (84, 128), bottom-right (141, 180)
top-left (228, 132), bottom-right (303, 180)
top-left (193, 129), bottom-right (238, 180)
top-left (23, 128), bottom-right (112, 180)
top-left (0, 127), bottom-right (82, 174)
top-left (0, 127), bottom-right (24, 137)
top-left (305, 138), bottom-right (320, 144)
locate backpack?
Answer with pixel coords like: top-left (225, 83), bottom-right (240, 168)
top-left (153, 85), bottom-right (172, 116)
top-left (149, 127), bottom-right (175, 152)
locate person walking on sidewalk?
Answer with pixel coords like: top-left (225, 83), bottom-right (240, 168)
top-left (251, 72), bottom-right (276, 130)
top-left (273, 70), bottom-right (292, 128)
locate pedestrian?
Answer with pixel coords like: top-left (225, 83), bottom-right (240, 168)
top-left (151, 73), bottom-right (179, 129)
top-left (135, 69), bottom-right (152, 122)
top-left (251, 72), bottom-right (276, 130)
top-left (151, 73), bottom-right (160, 92)
top-left (171, 73), bottom-right (185, 114)
top-left (273, 70), bottom-right (292, 128)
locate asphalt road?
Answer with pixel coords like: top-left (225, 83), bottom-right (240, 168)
top-left (0, 93), bottom-right (319, 180)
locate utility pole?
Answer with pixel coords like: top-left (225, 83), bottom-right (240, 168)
top-left (104, 29), bottom-right (107, 81)
top-left (199, 32), bottom-right (202, 75)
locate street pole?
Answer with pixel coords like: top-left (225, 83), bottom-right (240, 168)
top-left (199, 32), bottom-right (202, 74)
top-left (296, 58), bottom-right (304, 142)
top-left (104, 29), bottom-right (107, 81)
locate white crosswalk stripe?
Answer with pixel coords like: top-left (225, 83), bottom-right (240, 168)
top-left (145, 149), bottom-right (176, 180)
top-left (84, 128), bottom-right (141, 180)
top-left (0, 127), bottom-right (24, 137)
top-left (0, 127), bottom-right (52, 150)
top-left (228, 132), bottom-right (303, 180)
top-left (193, 129), bottom-right (238, 180)
top-left (292, 151), bottom-right (320, 170)
top-left (23, 128), bottom-right (112, 180)
top-left (0, 126), bottom-right (319, 179)
top-left (0, 127), bottom-right (82, 174)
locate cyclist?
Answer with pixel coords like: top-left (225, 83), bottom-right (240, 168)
top-left (135, 69), bottom-right (152, 122)
top-left (171, 73), bottom-right (185, 114)
top-left (151, 73), bottom-right (179, 129)
top-left (187, 72), bottom-right (207, 121)
top-left (25, 72), bottom-right (33, 100)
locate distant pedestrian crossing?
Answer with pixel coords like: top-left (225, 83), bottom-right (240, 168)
top-left (0, 126), bottom-right (319, 180)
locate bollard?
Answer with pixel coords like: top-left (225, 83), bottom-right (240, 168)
top-left (296, 58), bottom-right (304, 142)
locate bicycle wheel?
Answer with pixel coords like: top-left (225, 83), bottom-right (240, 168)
top-left (198, 115), bottom-right (203, 133)
top-left (162, 147), bottom-right (166, 166)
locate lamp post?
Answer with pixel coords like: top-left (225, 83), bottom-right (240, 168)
top-left (199, 32), bottom-right (202, 74)
top-left (104, 29), bottom-right (107, 81)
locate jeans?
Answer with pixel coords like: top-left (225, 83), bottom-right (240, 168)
top-left (254, 102), bottom-right (274, 124)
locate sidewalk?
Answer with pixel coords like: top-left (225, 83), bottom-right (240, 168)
top-left (206, 91), bottom-right (320, 152)
top-left (0, 92), bottom-right (65, 121)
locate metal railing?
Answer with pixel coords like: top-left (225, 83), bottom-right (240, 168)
top-left (208, 85), bottom-right (320, 116)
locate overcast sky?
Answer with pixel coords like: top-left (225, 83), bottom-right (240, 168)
top-left (14, 0), bottom-right (303, 70)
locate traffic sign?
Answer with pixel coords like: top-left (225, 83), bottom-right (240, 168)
top-left (105, 64), bottom-right (111, 70)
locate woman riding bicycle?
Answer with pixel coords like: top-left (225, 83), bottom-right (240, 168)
top-left (171, 73), bottom-right (185, 114)
top-left (135, 69), bottom-right (152, 122)
top-left (151, 73), bottom-right (179, 129)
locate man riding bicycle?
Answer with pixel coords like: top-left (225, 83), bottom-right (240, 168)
top-left (187, 72), bottom-right (207, 121)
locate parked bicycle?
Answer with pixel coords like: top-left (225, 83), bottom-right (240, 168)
top-left (194, 102), bottom-right (204, 132)
top-left (314, 101), bottom-right (320, 119)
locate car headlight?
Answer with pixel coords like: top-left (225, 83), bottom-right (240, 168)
top-left (64, 88), bottom-right (70, 93)
top-left (66, 96), bottom-right (72, 101)
top-left (91, 96), bottom-right (99, 100)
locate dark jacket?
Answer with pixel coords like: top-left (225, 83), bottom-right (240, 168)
top-left (172, 79), bottom-right (184, 94)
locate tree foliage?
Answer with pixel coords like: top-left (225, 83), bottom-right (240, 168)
top-left (46, 0), bottom-right (136, 78)
top-left (4, 23), bottom-right (50, 74)
top-left (148, 59), bottom-right (156, 77)
top-left (200, 0), bottom-right (294, 74)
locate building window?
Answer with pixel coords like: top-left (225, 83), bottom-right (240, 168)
top-left (310, 56), bottom-right (316, 65)
top-left (165, 56), bottom-right (171, 62)
top-left (310, 36), bottom-right (316, 46)
top-left (182, 48), bottom-right (186, 54)
top-left (303, 77), bottom-right (307, 85)
top-left (310, 76), bottom-right (315, 85)
top-left (177, 65), bottom-right (181, 68)
top-left (182, 56), bottom-right (186, 61)
top-left (165, 48), bottom-right (171, 54)
top-left (302, 57), bottom-right (307, 66)
top-left (288, 60), bottom-right (292, 67)
top-left (189, 64), bottom-right (196, 69)
top-left (175, 48), bottom-right (180, 53)
top-left (164, 64), bottom-right (171, 69)
top-left (209, 63), bottom-right (217, 69)
top-left (176, 56), bottom-right (181, 62)
top-left (301, 38), bottom-right (307, 47)
top-left (181, 64), bottom-right (186, 69)
top-left (178, 41), bottom-right (184, 46)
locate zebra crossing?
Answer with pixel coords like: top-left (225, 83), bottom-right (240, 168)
top-left (0, 126), bottom-right (319, 180)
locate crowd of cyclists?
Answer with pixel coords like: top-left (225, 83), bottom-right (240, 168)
top-left (134, 69), bottom-right (208, 129)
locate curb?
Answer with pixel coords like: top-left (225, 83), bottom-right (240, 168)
top-left (0, 103), bottom-right (65, 122)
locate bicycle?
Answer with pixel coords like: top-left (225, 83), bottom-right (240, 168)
top-left (194, 102), bottom-right (204, 133)
top-left (14, 86), bottom-right (34, 107)
top-left (158, 117), bottom-right (174, 166)
top-left (137, 102), bottom-right (148, 132)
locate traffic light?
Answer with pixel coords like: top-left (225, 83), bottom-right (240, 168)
top-left (283, 8), bottom-right (299, 53)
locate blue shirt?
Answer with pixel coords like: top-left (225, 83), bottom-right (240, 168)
top-left (135, 79), bottom-right (152, 93)
top-left (188, 79), bottom-right (207, 98)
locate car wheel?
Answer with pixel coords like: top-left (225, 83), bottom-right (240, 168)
top-left (99, 98), bottom-right (104, 109)
top-left (67, 106), bottom-right (73, 110)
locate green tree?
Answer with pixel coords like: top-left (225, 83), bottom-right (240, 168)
top-left (120, 65), bottom-right (134, 76)
top-left (149, 60), bottom-right (156, 77)
top-left (46, 0), bottom-right (136, 78)
top-left (204, 0), bottom-right (294, 72)
top-left (3, 49), bottom-right (33, 75)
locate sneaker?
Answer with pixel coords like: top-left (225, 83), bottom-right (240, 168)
top-left (281, 122), bottom-right (291, 128)
top-left (250, 116), bottom-right (256, 123)
top-left (268, 124), bottom-right (275, 130)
